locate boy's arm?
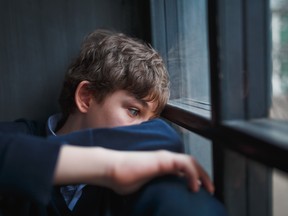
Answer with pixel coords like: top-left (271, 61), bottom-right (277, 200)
top-left (50, 119), bottom-right (215, 193)
top-left (0, 132), bottom-right (213, 206)
top-left (54, 145), bottom-right (214, 194)
top-left (49, 119), bottom-right (184, 153)
top-left (0, 133), bottom-right (61, 204)
top-left (0, 119), bottom-right (213, 203)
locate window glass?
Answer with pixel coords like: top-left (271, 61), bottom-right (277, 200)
top-left (273, 169), bottom-right (288, 216)
top-left (184, 132), bottom-right (212, 178)
top-left (172, 124), bottom-right (212, 178)
top-left (172, 0), bottom-right (210, 102)
top-left (270, 0), bottom-right (288, 120)
top-left (270, 2), bottom-right (288, 216)
top-left (172, 0), bottom-right (212, 174)
top-left (151, 0), bottom-right (211, 118)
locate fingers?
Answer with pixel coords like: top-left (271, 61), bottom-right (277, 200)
top-left (197, 162), bottom-right (215, 194)
top-left (108, 149), bottom-right (215, 195)
top-left (172, 153), bottom-right (215, 194)
top-left (178, 156), bottom-right (200, 192)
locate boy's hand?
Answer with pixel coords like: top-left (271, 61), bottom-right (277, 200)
top-left (104, 149), bottom-right (215, 195)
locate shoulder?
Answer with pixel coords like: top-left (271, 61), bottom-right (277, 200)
top-left (0, 119), bottom-right (46, 136)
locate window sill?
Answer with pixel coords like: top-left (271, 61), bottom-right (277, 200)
top-left (162, 103), bottom-right (288, 172)
top-left (219, 119), bottom-right (288, 171)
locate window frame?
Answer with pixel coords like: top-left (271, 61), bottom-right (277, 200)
top-left (151, 0), bottom-right (288, 215)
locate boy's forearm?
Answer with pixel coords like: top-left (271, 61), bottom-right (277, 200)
top-left (53, 145), bottom-right (110, 186)
top-left (53, 145), bottom-right (215, 195)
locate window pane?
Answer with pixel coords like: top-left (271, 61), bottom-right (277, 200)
top-left (184, 132), bottom-right (212, 178)
top-left (273, 169), bottom-right (288, 216)
top-left (171, 123), bottom-right (212, 177)
top-left (262, 0), bottom-right (288, 207)
top-left (151, 0), bottom-right (211, 118)
top-left (270, 0), bottom-right (288, 120)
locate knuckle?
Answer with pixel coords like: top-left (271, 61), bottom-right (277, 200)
top-left (156, 150), bottom-right (171, 158)
top-left (189, 156), bottom-right (197, 164)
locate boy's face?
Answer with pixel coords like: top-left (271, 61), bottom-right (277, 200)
top-left (82, 90), bottom-right (158, 129)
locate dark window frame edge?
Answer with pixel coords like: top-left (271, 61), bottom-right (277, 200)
top-left (162, 104), bottom-right (288, 173)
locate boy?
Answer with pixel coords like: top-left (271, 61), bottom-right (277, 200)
top-left (45, 29), bottom-right (225, 215)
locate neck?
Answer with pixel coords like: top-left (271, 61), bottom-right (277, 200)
top-left (56, 113), bottom-right (83, 135)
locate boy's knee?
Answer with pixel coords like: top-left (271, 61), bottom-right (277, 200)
top-left (129, 175), bottom-right (227, 216)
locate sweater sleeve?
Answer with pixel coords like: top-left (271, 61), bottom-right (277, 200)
top-left (0, 133), bottom-right (61, 204)
top-left (49, 119), bottom-right (184, 153)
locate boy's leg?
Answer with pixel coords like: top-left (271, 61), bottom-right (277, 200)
top-left (123, 175), bottom-right (227, 216)
top-left (65, 176), bottom-right (226, 216)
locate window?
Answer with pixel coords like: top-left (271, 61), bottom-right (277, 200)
top-left (270, 1), bottom-right (288, 215)
top-left (151, 0), bottom-right (288, 215)
top-left (270, 0), bottom-right (288, 120)
top-left (151, 0), bottom-right (210, 118)
top-left (151, 0), bottom-right (212, 176)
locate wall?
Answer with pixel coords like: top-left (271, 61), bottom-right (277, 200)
top-left (0, 0), bottom-right (150, 121)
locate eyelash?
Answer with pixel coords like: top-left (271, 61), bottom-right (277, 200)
top-left (128, 108), bottom-right (140, 117)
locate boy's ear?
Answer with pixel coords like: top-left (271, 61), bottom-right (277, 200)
top-left (75, 81), bottom-right (94, 113)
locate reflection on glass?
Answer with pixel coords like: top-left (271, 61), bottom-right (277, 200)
top-left (151, 0), bottom-right (210, 118)
top-left (270, 0), bottom-right (288, 120)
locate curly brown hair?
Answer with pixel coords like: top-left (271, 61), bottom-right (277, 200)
top-left (58, 29), bottom-right (170, 121)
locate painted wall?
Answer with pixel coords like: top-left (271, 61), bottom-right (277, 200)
top-left (0, 0), bottom-right (150, 121)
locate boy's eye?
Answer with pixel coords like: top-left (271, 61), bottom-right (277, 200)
top-left (128, 108), bottom-right (140, 117)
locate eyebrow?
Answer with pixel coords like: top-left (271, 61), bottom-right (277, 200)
top-left (136, 98), bottom-right (149, 108)
top-left (126, 92), bottom-right (148, 108)
top-left (127, 92), bottom-right (159, 116)
top-left (135, 98), bottom-right (160, 118)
